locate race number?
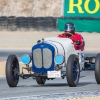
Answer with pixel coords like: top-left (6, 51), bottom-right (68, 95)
top-left (47, 71), bottom-right (61, 78)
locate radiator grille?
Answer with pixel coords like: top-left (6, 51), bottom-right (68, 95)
top-left (33, 49), bottom-right (42, 68)
top-left (33, 48), bottom-right (52, 69)
top-left (43, 49), bottom-right (52, 69)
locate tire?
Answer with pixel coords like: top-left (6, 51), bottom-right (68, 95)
top-left (0, 16), bottom-right (7, 21)
top-left (36, 77), bottom-right (46, 84)
top-left (8, 16), bottom-right (16, 24)
top-left (52, 17), bottom-right (57, 31)
top-left (43, 17), bottom-right (54, 32)
top-left (16, 17), bottom-right (26, 21)
top-left (16, 17), bottom-right (26, 31)
top-left (0, 16), bottom-right (8, 30)
top-left (33, 17), bottom-right (44, 31)
top-left (8, 16), bottom-right (17, 31)
top-left (95, 53), bottom-right (100, 84)
top-left (6, 55), bottom-right (19, 87)
top-left (66, 54), bottom-right (80, 87)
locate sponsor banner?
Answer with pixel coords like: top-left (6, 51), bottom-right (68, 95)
top-left (64, 0), bottom-right (100, 17)
top-left (58, 18), bottom-right (100, 32)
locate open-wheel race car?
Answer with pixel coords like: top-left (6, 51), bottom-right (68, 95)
top-left (5, 37), bottom-right (100, 87)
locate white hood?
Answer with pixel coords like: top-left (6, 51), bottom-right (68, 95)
top-left (44, 37), bottom-right (78, 57)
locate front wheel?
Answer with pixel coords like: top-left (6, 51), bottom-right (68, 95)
top-left (6, 55), bottom-right (19, 87)
top-left (66, 54), bottom-right (80, 87)
top-left (95, 53), bottom-right (100, 84)
top-left (36, 77), bottom-right (46, 84)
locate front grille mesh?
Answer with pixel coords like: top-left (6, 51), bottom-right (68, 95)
top-left (43, 49), bottom-right (52, 69)
top-left (33, 49), bottom-right (42, 68)
top-left (33, 48), bottom-right (52, 69)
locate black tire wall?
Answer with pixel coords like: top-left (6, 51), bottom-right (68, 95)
top-left (0, 16), bottom-right (58, 31)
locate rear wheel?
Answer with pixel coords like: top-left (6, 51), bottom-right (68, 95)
top-left (66, 54), bottom-right (80, 87)
top-left (36, 77), bottom-right (46, 84)
top-left (95, 53), bottom-right (100, 84)
top-left (6, 55), bottom-right (19, 87)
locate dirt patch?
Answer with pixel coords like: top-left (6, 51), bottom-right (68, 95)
top-left (71, 96), bottom-right (100, 100)
top-left (0, 62), bottom-right (31, 77)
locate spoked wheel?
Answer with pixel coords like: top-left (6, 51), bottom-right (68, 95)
top-left (36, 77), bottom-right (46, 84)
top-left (6, 55), bottom-right (19, 87)
top-left (95, 53), bottom-right (100, 84)
top-left (66, 54), bottom-right (80, 87)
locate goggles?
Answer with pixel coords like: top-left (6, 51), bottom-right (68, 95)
top-left (64, 25), bottom-right (74, 31)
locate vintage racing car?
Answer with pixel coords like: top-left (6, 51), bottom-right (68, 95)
top-left (5, 37), bottom-right (100, 87)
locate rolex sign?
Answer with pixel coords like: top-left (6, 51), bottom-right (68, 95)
top-left (64, 0), bottom-right (100, 17)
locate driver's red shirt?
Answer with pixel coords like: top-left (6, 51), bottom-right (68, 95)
top-left (57, 33), bottom-right (85, 51)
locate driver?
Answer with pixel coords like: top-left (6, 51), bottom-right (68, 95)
top-left (58, 22), bottom-right (85, 51)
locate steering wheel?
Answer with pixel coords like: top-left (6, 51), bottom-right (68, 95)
top-left (65, 32), bottom-right (77, 42)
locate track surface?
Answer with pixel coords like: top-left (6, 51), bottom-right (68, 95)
top-left (0, 50), bottom-right (100, 99)
top-left (0, 71), bottom-right (100, 99)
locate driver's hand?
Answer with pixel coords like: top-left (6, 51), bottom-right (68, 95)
top-left (75, 40), bottom-right (80, 45)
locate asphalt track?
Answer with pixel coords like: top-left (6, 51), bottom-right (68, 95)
top-left (0, 71), bottom-right (100, 100)
top-left (0, 50), bottom-right (100, 100)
